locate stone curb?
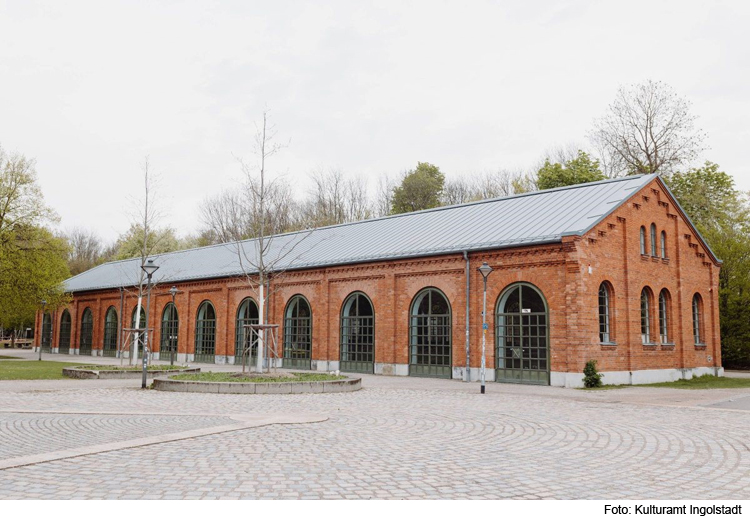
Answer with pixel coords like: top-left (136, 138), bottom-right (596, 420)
top-left (0, 412), bottom-right (327, 471)
top-left (153, 376), bottom-right (362, 394)
top-left (62, 366), bottom-right (201, 379)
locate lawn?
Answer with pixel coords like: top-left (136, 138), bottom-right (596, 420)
top-left (79, 364), bottom-right (188, 371)
top-left (579, 374), bottom-right (750, 391)
top-left (0, 360), bottom-right (86, 380)
top-left (641, 375), bottom-right (750, 390)
top-left (170, 372), bottom-right (347, 383)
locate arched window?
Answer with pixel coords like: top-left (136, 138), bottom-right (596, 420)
top-left (284, 295), bottom-right (312, 369)
top-left (660, 231), bottom-right (667, 259)
top-left (103, 307), bottom-right (118, 357)
top-left (130, 306), bottom-right (146, 358)
top-left (650, 223), bottom-right (657, 256)
top-left (80, 308), bottom-right (93, 356)
top-left (194, 301), bottom-right (216, 362)
top-left (640, 288), bottom-right (652, 344)
top-left (58, 310), bottom-right (71, 354)
top-left (598, 282), bottom-right (612, 343)
top-left (693, 294), bottom-right (704, 344)
top-left (340, 292), bottom-right (375, 373)
top-left (41, 313), bottom-right (52, 352)
top-left (640, 226), bottom-right (647, 254)
top-left (235, 298), bottom-right (259, 363)
top-left (410, 288), bottom-right (451, 378)
top-left (659, 289), bottom-right (671, 344)
top-left (496, 283), bottom-right (549, 385)
top-left (160, 302), bottom-right (179, 362)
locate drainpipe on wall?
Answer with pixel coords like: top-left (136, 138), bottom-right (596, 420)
top-left (464, 251), bottom-right (471, 382)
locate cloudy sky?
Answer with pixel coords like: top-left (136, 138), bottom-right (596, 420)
top-left (1, 0), bottom-right (748, 242)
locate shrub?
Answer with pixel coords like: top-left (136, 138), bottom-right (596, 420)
top-left (583, 360), bottom-right (603, 388)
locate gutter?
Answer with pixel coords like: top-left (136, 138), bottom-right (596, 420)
top-left (463, 251), bottom-right (471, 382)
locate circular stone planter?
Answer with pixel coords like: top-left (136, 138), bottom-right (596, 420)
top-left (63, 366), bottom-right (201, 380)
top-left (153, 375), bottom-right (361, 394)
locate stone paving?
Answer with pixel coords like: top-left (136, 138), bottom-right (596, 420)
top-left (1, 351), bottom-right (750, 499)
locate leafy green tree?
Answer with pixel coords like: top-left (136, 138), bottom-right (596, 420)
top-left (536, 151), bottom-right (606, 190)
top-left (0, 147), bottom-right (69, 340)
top-left (666, 162), bottom-right (750, 368)
top-left (391, 162), bottom-right (445, 214)
top-left (0, 226), bottom-right (69, 333)
top-left (112, 224), bottom-right (182, 260)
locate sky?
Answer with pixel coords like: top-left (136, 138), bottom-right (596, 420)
top-left (1, 0), bottom-right (748, 243)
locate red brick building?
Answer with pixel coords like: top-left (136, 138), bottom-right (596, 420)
top-left (35, 174), bottom-right (722, 387)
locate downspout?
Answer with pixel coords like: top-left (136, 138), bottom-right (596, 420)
top-left (463, 251), bottom-right (471, 382)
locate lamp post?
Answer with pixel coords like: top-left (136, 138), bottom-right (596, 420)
top-left (477, 262), bottom-right (493, 394)
top-left (39, 300), bottom-right (47, 361)
top-left (167, 285), bottom-right (182, 366)
top-left (140, 259), bottom-right (160, 389)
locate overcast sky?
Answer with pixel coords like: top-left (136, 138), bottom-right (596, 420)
top-left (1, 0), bottom-right (748, 243)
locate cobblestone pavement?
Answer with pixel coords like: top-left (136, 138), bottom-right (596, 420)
top-left (1, 351), bottom-right (750, 499)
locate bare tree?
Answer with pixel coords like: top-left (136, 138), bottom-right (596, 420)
top-left (229, 111), bottom-right (318, 373)
top-left (65, 227), bottom-right (103, 276)
top-left (442, 179), bottom-right (475, 205)
top-left (442, 170), bottom-right (520, 206)
top-left (345, 176), bottom-right (373, 222)
top-left (473, 170), bottom-right (517, 199)
top-left (375, 174), bottom-right (395, 217)
top-left (125, 157), bottom-right (166, 365)
top-left (298, 169), bottom-right (374, 227)
top-left (588, 80), bottom-right (706, 176)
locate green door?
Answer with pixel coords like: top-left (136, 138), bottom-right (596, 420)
top-left (496, 283), bottom-right (549, 385)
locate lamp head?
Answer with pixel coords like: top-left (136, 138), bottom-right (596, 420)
top-left (478, 262), bottom-right (493, 279)
top-left (141, 259), bottom-right (160, 277)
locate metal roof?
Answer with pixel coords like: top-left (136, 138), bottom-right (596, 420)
top-left (65, 173), bottom-right (661, 293)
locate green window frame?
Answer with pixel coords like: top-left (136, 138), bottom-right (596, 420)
top-left (409, 288), bottom-right (451, 379)
top-left (80, 308), bottom-right (93, 356)
top-left (160, 302), bottom-right (179, 361)
top-left (58, 310), bottom-right (72, 354)
top-left (283, 295), bottom-right (312, 370)
top-left (496, 282), bottom-right (549, 385)
top-left (103, 307), bottom-right (118, 357)
top-left (41, 313), bottom-right (52, 352)
top-left (598, 282), bottom-right (611, 343)
top-left (340, 292), bottom-right (375, 374)
top-left (194, 301), bottom-right (216, 362)
top-left (641, 288), bottom-right (652, 344)
top-left (234, 297), bottom-right (259, 361)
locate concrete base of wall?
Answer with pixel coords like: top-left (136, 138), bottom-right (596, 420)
top-left (551, 366), bottom-right (725, 388)
top-left (374, 362), bottom-right (409, 376)
top-left (309, 360), bottom-right (341, 372)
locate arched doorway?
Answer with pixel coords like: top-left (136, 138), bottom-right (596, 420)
top-left (283, 295), bottom-right (312, 370)
top-left (235, 298), bottom-right (259, 366)
top-left (340, 292), bottom-right (374, 374)
top-left (160, 302), bottom-right (179, 363)
top-left (130, 306), bottom-right (146, 359)
top-left (41, 313), bottom-right (52, 352)
top-left (409, 288), bottom-right (452, 378)
top-left (80, 308), bottom-right (93, 356)
top-left (496, 283), bottom-right (549, 385)
top-left (103, 307), bottom-right (118, 357)
top-left (58, 310), bottom-right (72, 354)
top-left (194, 301), bottom-right (216, 363)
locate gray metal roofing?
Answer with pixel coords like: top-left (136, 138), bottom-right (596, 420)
top-left (65, 173), bottom-right (660, 293)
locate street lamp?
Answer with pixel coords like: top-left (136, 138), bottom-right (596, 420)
top-left (140, 259), bottom-right (160, 389)
top-left (39, 300), bottom-right (47, 361)
top-left (167, 285), bottom-right (182, 366)
top-left (477, 262), bottom-right (493, 394)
